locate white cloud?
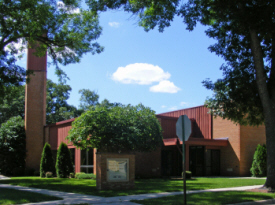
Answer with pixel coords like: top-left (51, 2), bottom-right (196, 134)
top-left (4, 38), bottom-right (27, 58)
top-left (168, 106), bottom-right (178, 111)
top-left (161, 105), bottom-right (167, 108)
top-left (180, 102), bottom-right (189, 107)
top-left (108, 22), bottom-right (121, 28)
top-left (112, 63), bottom-right (171, 85)
top-left (57, 1), bottom-right (80, 14)
top-left (149, 80), bottom-right (181, 93)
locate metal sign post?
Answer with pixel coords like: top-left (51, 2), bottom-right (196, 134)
top-left (176, 115), bottom-right (191, 205)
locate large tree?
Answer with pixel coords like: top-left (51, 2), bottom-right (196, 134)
top-left (0, 85), bottom-right (25, 125)
top-left (67, 103), bottom-right (163, 152)
top-left (78, 89), bottom-right (99, 112)
top-left (89, 0), bottom-right (275, 189)
top-left (0, 80), bottom-right (100, 125)
top-left (0, 0), bottom-right (103, 97)
top-left (46, 79), bottom-right (81, 124)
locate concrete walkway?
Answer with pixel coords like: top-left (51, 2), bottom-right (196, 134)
top-left (1, 182), bottom-right (275, 205)
top-left (0, 174), bottom-right (10, 180)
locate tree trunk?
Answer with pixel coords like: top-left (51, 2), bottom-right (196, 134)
top-left (250, 29), bottom-right (275, 190)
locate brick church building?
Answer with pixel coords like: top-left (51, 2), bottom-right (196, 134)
top-left (25, 48), bottom-right (266, 178)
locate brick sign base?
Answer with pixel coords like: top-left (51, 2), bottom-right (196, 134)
top-left (96, 153), bottom-right (135, 190)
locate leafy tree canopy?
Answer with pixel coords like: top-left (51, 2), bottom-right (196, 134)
top-left (46, 79), bottom-right (81, 124)
top-left (0, 0), bottom-right (103, 97)
top-left (88, 0), bottom-right (275, 189)
top-left (0, 79), bottom-right (99, 125)
top-left (0, 85), bottom-right (25, 125)
top-left (78, 89), bottom-right (99, 111)
top-left (0, 116), bottom-right (26, 176)
top-left (67, 103), bottom-right (163, 152)
top-left (89, 0), bottom-right (274, 126)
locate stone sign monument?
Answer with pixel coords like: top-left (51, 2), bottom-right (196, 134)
top-left (96, 153), bottom-right (135, 190)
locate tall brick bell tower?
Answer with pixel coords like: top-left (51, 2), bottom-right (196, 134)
top-left (25, 47), bottom-right (47, 171)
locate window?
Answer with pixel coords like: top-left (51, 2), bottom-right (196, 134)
top-left (69, 148), bottom-right (75, 165)
top-left (81, 149), bottom-right (94, 173)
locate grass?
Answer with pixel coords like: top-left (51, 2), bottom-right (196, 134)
top-left (0, 187), bottom-right (62, 205)
top-left (132, 191), bottom-right (275, 205)
top-left (0, 177), bottom-right (266, 197)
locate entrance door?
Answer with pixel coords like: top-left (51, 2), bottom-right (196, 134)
top-left (189, 146), bottom-right (204, 176)
top-left (161, 149), bottom-right (182, 176)
top-left (205, 149), bottom-right (220, 176)
top-left (211, 150), bottom-right (220, 176)
top-left (161, 150), bottom-right (173, 176)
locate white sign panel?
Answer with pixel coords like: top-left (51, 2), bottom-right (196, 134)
top-left (107, 158), bottom-right (129, 182)
top-left (176, 115), bottom-right (191, 142)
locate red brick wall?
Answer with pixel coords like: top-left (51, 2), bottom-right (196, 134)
top-left (240, 125), bottom-right (266, 176)
top-left (25, 48), bottom-right (47, 170)
top-left (213, 116), bottom-right (241, 176)
top-left (135, 148), bottom-right (162, 178)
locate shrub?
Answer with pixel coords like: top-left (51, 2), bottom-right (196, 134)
top-left (25, 168), bottom-right (35, 176)
top-left (70, 172), bottom-right (75, 178)
top-left (250, 144), bottom-right (267, 177)
top-left (0, 116), bottom-right (26, 176)
top-left (34, 170), bottom-right (40, 176)
top-left (56, 142), bottom-right (73, 178)
top-left (75, 173), bottom-right (96, 179)
top-left (182, 171), bottom-right (192, 179)
top-left (40, 143), bottom-right (55, 177)
top-left (12, 167), bottom-right (25, 176)
top-left (46, 172), bottom-right (53, 178)
top-left (75, 172), bottom-right (85, 179)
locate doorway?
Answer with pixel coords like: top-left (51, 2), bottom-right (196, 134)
top-left (189, 146), bottom-right (204, 176)
top-left (205, 149), bottom-right (220, 176)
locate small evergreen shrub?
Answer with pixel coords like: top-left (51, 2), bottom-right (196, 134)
top-left (12, 167), bottom-right (25, 176)
top-left (45, 172), bottom-right (53, 178)
top-left (34, 171), bottom-right (40, 176)
top-left (70, 172), bottom-right (75, 178)
top-left (0, 116), bottom-right (26, 176)
top-left (56, 142), bottom-right (73, 178)
top-left (182, 171), bottom-right (192, 179)
top-left (75, 173), bottom-right (96, 179)
top-left (25, 168), bottom-right (35, 176)
top-left (250, 144), bottom-right (267, 177)
top-left (40, 143), bottom-right (55, 177)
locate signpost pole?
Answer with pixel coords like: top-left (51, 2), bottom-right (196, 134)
top-left (182, 139), bottom-right (186, 205)
top-left (176, 115), bottom-right (191, 205)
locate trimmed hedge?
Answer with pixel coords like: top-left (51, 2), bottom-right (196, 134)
top-left (250, 144), bottom-right (267, 177)
top-left (40, 143), bottom-right (55, 177)
top-left (75, 172), bottom-right (96, 179)
top-left (56, 142), bottom-right (73, 178)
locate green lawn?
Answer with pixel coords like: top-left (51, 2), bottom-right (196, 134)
top-left (132, 191), bottom-right (275, 205)
top-left (0, 188), bottom-right (62, 205)
top-left (0, 177), bottom-right (266, 197)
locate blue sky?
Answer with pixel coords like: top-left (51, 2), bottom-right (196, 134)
top-left (21, 9), bottom-right (225, 114)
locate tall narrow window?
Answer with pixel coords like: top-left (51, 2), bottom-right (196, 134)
top-left (80, 149), bottom-right (94, 173)
top-left (69, 148), bottom-right (75, 166)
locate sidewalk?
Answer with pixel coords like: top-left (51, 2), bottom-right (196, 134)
top-left (0, 174), bottom-right (10, 180)
top-left (1, 182), bottom-right (275, 205)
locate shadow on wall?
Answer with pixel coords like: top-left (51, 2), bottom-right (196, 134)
top-left (190, 119), bottom-right (204, 139)
top-left (220, 142), bottom-right (240, 176)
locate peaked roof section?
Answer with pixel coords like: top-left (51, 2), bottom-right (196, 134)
top-left (157, 105), bottom-right (212, 140)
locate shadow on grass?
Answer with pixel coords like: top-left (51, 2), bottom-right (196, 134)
top-left (132, 191), bottom-right (275, 205)
top-left (0, 187), bottom-right (62, 205)
top-left (0, 177), bottom-right (266, 197)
